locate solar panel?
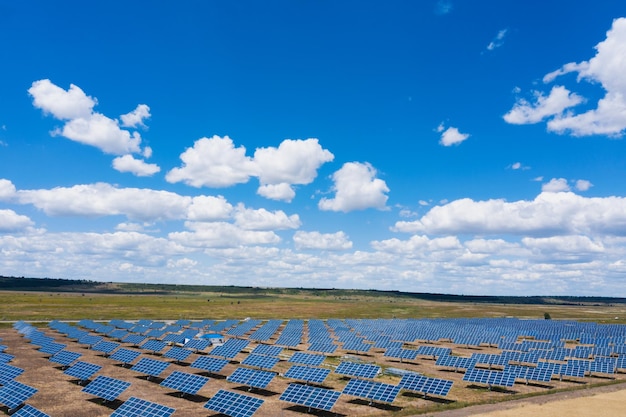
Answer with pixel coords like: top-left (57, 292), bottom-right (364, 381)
top-left (435, 355), bottom-right (477, 371)
top-left (227, 367), bottom-right (276, 390)
top-left (11, 404), bottom-right (50, 417)
top-left (209, 339), bottom-right (249, 359)
top-left (335, 361), bottom-right (380, 379)
top-left (0, 363), bottom-right (24, 385)
top-left (183, 339), bottom-right (211, 352)
top-left (307, 342), bottom-right (337, 354)
top-left (92, 341), bottom-right (120, 355)
top-left (162, 346), bottom-right (192, 363)
top-left (82, 375), bottom-right (131, 402)
top-left (160, 371), bottom-right (209, 396)
top-left (130, 358), bottom-right (170, 378)
top-left (288, 352), bottom-right (325, 366)
top-left (122, 334), bottom-right (147, 346)
top-left (190, 356), bottom-right (229, 373)
top-left (110, 396), bottom-right (175, 417)
top-left (384, 347), bottom-right (419, 361)
top-left (78, 335), bottom-right (103, 347)
top-left (108, 348), bottom-right (142, 365)
top-left (39, 342), bottom-right (66, 355)
top-left (463, 368), bottom-right (516, 388)
top-left (279, 383), bottom-right (341, 412)
top-left (204, 389), bottom-right (264, 417)
top-left (0, 352), bottom-right (15, 363)
top-left (342, 378), bottom-right (400, 403)
top-left (284, 365), bottom-right (330, 384)
top-left (64, 361), bottom-right (102, 381)
top-left (0, 380), bottom-right (38, 409)
top-left (50, 350), bottom-right (83, 366)
top-left (250, 345), bottom-right (283, 357)
top-left (398, 373), bottom-right (454, 397)
top-left (140, 339), bottom-right (168, 354)
top-left (241, 354), bottom-right (280, 370)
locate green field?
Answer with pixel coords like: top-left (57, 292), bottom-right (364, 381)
top-left (2, 287), bottom-right (626, 324)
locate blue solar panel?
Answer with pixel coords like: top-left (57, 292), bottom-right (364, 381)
top-left (463, 368), bottom-right (516, 388)
top-left (190, 356), bottom-right (229, 373)
top-left (209, 339), bottom-right (249, 359)
top-left (307, 342), bottom-right (337, 354)
top-left (82, 375), bottom-right (131, 402)
top-left (64, 361), bottom-right (102, 381)
top-left (227, 367), bottom-right (276, 389)
top-left (160, 371), bottom-right (209, 396)
top-left (11, 404), bottom-right (50, 417)
top-left (122, 334), bottom-right (147, 346)
top-left (0, 380), bottom-right (38, 409)
top-left (204, 389), bottom-right (264, 417)
top-left (335, 361), bottom-right (380, 379)
top-left (284, 365), bottom-right (330, 384)
top-left (343, 378), bottom-right (401, 403)
top-left (162, 346), bottom-right (192, 363)
top-left (108, 348), bottom-right (142, 365)
top-left (0, 363), bottom-right (24, 385)
top-left (241, 354), bottom-right (280, 370)
top-left (141, 339), bottom-right (168, 353)
top-left (435, 355), bottom-right (477, 371)
top-left (0, 352), bottom-right (15, 363)
top-left (130, 358), bottom-right (170, 378)
top-left (288, 352), bottom-right (325, 366)
top-left (50, 350), bottom-right (83, 366)
top-left (250, 345), bottom-right (283, 357)
top-left (78, 335), bottom-right (103, 347)
top-left (39, 342), bottom-right (66, 355)
top-left (399, 373), bottom-right (454, 396)
top-left (110, 396), bottom-right (175, 417)
top-left (384, 347), bottom-right (419, 360)
top-left (183, 338), bottom-right (211, 352)
top-left (92, 341), bottom-right (120, 355)
top-left (279, 383), bottom-right (341, 412)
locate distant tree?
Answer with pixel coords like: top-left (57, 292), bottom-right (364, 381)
top-left (544, 312), bottom-right (552, 320)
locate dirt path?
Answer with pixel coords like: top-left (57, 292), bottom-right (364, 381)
top-left (427, 382), bottom-right (626, 416)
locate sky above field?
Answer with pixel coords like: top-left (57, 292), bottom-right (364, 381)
top-left (2, 1), bottom-right (626, 296)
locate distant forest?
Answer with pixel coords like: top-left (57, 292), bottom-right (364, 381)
top-left (1, 275), bottom-right (625, 306)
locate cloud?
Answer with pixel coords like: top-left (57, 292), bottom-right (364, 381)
top-left (120, 104), bottom-right (151, 128)
top-left (0, 209), bottom-right (34, 232)
top-left (575, 179), bottom-right (593, 191)
top-left (167, 137), bottom-right (334, 202)
top-left (28, 79), bottom-right (96, 120)
top-left (293, 231), bottom-right (353, 250)
top-left (542, 178), bottom-right (570, 192)
top-left (253, 138), bottom-right (334, 201)
top-left (166, 135), bottom-right (256, 187)
top-left (392, 191), bottom-right (626, 237)
top-left (169, 222), bottom-right (280, 248)
top-left (486, 29), bottom-right (508, 51)
top-left (29, 79), bottom-right (147, 155)
top-left (507, 18), bottom-right (626, 137)
top-left (0, 179), bottom-right (17, 200)
top-left (187, 195), bottom-right (233, 222)
top-left (233, 204), bottom-right (301, 231)
top-left (434, 1), bottom-right (452, 15)
top-left (503, 86), bottom-right (584, 124)
top-left (438, 124), bottom-right (470, 146)
top-left (112, 155), bottom-right (160, 177)
top-left (318, 162), bottom-right (389, 212)
top-left (16, 183), bottom-right (191, 222)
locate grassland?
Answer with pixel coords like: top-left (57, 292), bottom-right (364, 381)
top-left (2, 288), bottom-right (626, 324)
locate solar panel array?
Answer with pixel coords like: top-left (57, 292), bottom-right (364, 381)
top-left (109, 348), bottom-right (141, 365)
top-left (284, 365), bottom-right (330, 383)
top-left (398, 373), bottom-right (454, 397)
top-left (49, 350), bottom-right (82, 366)
top-left (82, 375), bottom-right (131, 402)
top-left (463, 368), bottom-right (516, 388)
top-left (191, 356), bottom-right (229, 373)
top-left (64, 361), bottom-right (103, 381)
top-left (160, 371), bottom-right (209, 396)
top-left (280, 383), bottom-right (341, 412)
top-left (0, 363), bottom-right (24, 385)
top-left (288, 352), bottom-right (325, 366)
top-left (241, 353), bottom-right (280, 370)
top-left (342, 378), bottom-right (401, 403)
top-left (227, 367), bottom-right (276, 389)
top-left (209, 338), bottom-right (249, 359)
top-left (0, 380), bottom-right (37, 409)
top-left (130, 358), bottom-right (170, 378)
top-left (110, 396), bottom-right (175, 417)
top-left (204, 389), bottom-right (264, 417)
top-left (11, 404), bottom-right (50, 417)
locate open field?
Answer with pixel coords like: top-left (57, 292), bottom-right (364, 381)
top-left (1, 285), bottom-right (626, 416)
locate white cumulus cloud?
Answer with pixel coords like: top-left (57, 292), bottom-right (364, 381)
top-left (112, 155), bottom-right (160, 177)
top-left (504, 86), bottom-right (584, 124)
top-left (120, 104), bottom-right (151, 128)
top-left (542, 178), bottom-right (570, 193)
top-left (438, 124), bottom-right (470, 146)
top-left (293, 231), bottom-right (353, 250)
top-left (318, 162), bottom-right (389, 212)
top-left (233, 205), bottom-right (301, 231)
top-left (0, 209), bottom-right (34, 232)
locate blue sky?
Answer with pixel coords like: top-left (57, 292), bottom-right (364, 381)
top-left (2, 1), bottom-right (626, 296)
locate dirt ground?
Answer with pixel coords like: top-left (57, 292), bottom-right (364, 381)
top-left (1, 326), bottom-right (625, 417)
